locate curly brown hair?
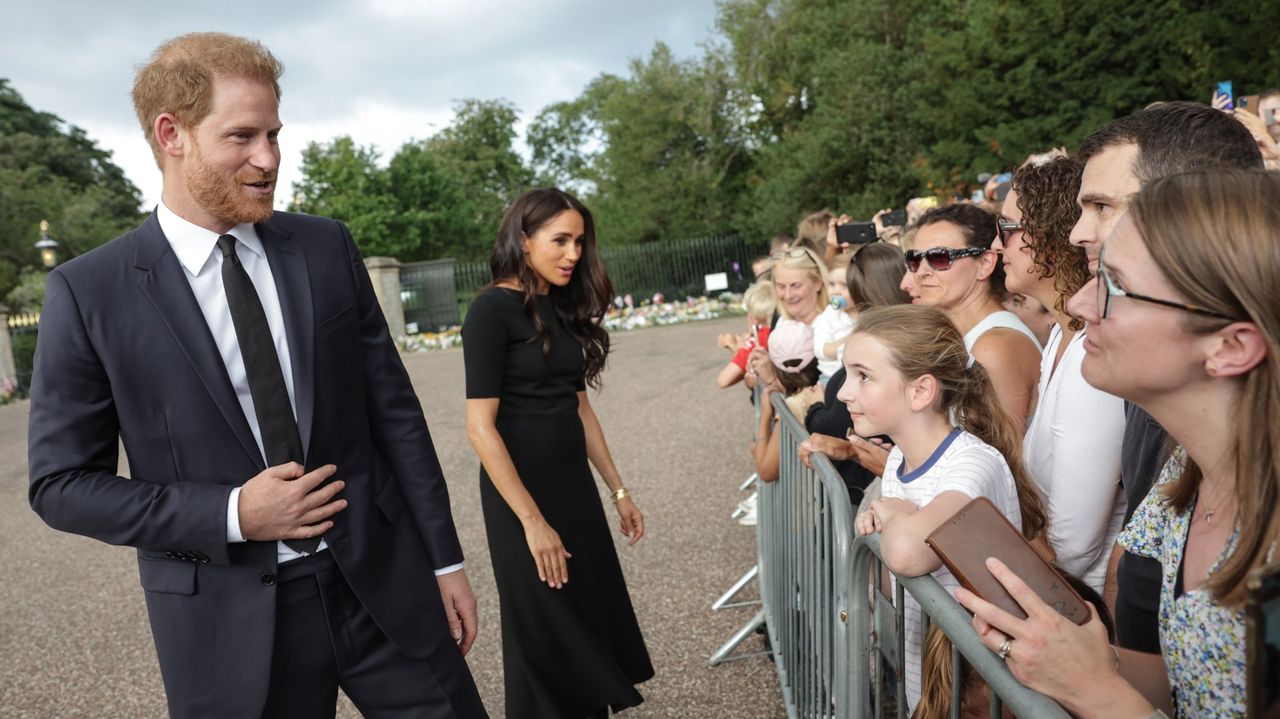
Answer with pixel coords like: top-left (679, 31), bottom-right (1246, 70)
top-left (1012, 157), bottom-right (1089, 330)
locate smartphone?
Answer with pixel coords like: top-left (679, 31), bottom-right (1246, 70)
top-left (1239, 94), bottom-right (1260, 116)
top-left (836, 221), bottom-right (878, 246)
top-left (882, 209), bottom-right (907, 227)
top-left (1217, 80), bottom-right (1235, 110)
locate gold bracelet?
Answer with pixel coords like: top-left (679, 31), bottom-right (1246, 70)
top-left (611, 487), bottom-right (630, 503)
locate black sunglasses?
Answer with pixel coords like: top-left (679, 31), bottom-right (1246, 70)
top-left (904, 246), bottom-right (987, 272)
top-left (997, 220), bottom-right (1023, 244)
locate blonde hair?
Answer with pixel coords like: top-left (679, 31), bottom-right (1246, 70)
top-left (1130, 169), bottom-right (1280, 606)
top-left (773, 247), bottom-right (831, 321)
top-left (743, 280), bottom-right (777, 323)
top-left (132, 32), bottom-right (284, 167)
top-left (794, 210), bottom-right (835, 256)
top-left (853, 305), bottom-right (1047, 539)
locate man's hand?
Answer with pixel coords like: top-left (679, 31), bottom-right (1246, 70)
top-left (437, 569), bottom-right (479, 656)
top-left (237, 462), bottom-right (346, 541)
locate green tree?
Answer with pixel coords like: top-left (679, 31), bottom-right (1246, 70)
top-left (0, 79), bottom-right (142, 301)
top-left (528, 43), bottom-right (753, 245)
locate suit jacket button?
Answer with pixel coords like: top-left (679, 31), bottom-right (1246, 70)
top-left (260, 572), bottom-right (277, 586)
top-left (165, 551), bottom-right (177, 559)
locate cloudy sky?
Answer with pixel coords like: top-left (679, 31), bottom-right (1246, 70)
top-left (1, 0), bottom-right (720, 210)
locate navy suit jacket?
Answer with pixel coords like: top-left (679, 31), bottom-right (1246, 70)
top-left (28, 210), bottom-right (464, 717)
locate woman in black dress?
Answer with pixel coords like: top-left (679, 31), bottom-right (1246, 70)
top-left (462, 188), bottom-right (653, 718)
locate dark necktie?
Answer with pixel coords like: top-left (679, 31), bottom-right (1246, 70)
top-left (217, 234), bottom-right (318, 554)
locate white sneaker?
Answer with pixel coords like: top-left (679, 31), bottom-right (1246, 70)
top-left (738, 504), bottom-right (757, 526)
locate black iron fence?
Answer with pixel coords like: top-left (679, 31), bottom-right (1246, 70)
top-left (398, 234), bottom-right (757, 332)
top-left (8, 311), bottom-right (39, 398)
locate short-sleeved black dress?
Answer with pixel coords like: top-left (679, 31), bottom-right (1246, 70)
top-left (462, 287), bottom-right (653, 718)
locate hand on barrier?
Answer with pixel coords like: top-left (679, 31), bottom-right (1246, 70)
top-left (956, 557), bottom-right (1123, 714)
top-left (848, 434), bottom-right (892, 477)
top-left (855, 509), bottom-right (881, 536)
top-left (524, 518), bottom-right (572, 589)
top-left (615, 497), bottom-right (645, 546)
top-left (799, 432), bottom-right (854, 468)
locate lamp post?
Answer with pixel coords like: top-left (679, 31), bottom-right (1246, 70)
top-left (35, 220), bottom-right (58, 269)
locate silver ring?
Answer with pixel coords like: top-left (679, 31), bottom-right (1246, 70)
top-left (997, 638), bottom-right (1013, 660)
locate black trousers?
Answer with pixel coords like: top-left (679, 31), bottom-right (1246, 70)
top-left (261, 552), bottom-right (487, 719)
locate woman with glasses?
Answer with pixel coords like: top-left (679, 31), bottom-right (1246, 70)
top-left (900, 204), bottom-right (1042, 427)
top-left (958, 169), bottom-right (1280, 718)
top-left (994, 157), bottom-right (1126, 595)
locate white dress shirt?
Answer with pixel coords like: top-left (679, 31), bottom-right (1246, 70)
top-left (156, 202), bottom-right (461, 574)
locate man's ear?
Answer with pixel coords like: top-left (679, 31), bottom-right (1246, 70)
top-left (1203, 321), bottom-right (1267, 378)
top-left (154, 113), bottom-right (186, 159)
top-left (908, 373), bottom-right (939, 412)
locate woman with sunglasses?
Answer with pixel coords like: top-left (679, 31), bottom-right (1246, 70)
top-left (957, 169), bottom-right (1280, 718)
top-left (994, 157), bottom-right (1127, 595)
top-left (900, 204), bottom-right (1042, 427)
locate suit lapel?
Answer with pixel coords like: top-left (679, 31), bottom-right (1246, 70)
top-left (131, 213), bottom-right (264, 470)
top-left (258, 218), bottom-right (315, 459)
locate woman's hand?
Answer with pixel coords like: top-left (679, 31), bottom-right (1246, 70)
top-left (848, 434), bottom-right (892, 476)
top-left (955, 557), bottom-right (1134, 716)
top-left (523, 518), bottom-right (572, 589)
top-left (615, 497), bottom-right (645, 546)
top-left (748, 347), bottom-right (777, 385)
top-left (855, 509), bottom-right (881, 536)
top-left (826, 213), bottom-right (855, 252)
top-left (799, 432), bottom-right (855, 468)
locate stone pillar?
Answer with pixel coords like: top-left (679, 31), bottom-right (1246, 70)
top-left (363, 257), bottom-right (405, 344)
top-left (0, 305), bottom-right (15, 389)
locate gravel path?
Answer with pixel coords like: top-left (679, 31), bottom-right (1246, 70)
top-left (0, 316), bottom-right (785, 718)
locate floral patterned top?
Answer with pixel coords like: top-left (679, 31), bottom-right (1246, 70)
top-left (1118, 446), bottom-right (1245, 718)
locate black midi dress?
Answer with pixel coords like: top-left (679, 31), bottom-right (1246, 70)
top-left (461, 287), bottom-right (653, 718)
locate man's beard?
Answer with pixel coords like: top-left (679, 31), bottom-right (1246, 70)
top-left (184, 143), bottom-right (275, 227)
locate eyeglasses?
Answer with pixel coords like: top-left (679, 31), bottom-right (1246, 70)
top-left (996, 220), bottom-right (1023, 244)
top-left (904, 246), bottom-right (987, 272)
top-left (1095, 246), bottom-right (1238, 321)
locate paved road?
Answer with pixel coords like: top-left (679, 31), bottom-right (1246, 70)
top-left (0, 316), bottom-right (785, 718)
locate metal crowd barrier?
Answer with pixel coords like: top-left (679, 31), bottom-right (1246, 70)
top-left (848, 533), bottom-right (1071, 718)
top-left (757, 391), bottom-right (857, 716)
top-left (709, 386), bottom-right (1071, 718)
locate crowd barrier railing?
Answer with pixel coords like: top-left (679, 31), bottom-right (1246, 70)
top-left (847, 533), bottom-right (1072, 718)
top-left (756, 390), bottom-right (858, 716)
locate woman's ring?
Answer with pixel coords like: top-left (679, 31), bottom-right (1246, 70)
top-left (997, 638), bottom-right (1013, 660)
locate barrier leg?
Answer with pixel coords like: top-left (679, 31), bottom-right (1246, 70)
top-left (708, 609), bottom-right (769, 666)
top-left (712, 565), bottom-right (761, 610)
top-left (739, 472), bottom-right (759, 492)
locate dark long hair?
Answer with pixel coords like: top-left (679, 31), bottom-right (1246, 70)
top-left (488, 188), bottom-right (614, 388)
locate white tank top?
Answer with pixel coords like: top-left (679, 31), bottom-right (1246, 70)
top-left (962, 310), bottom-right (1042, 353)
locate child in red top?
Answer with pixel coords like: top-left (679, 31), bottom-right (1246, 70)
top-left (717, 281), bottom-right (777, 388)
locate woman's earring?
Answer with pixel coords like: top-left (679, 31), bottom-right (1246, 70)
top-left (1206, 363), bottom-right (1217, 376)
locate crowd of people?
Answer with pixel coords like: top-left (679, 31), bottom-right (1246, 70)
top-left (715, 95), bottom-right (1280, 718)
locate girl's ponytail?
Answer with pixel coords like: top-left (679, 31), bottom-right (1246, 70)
top-left (957, 361), bottom-right (1046, 539)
